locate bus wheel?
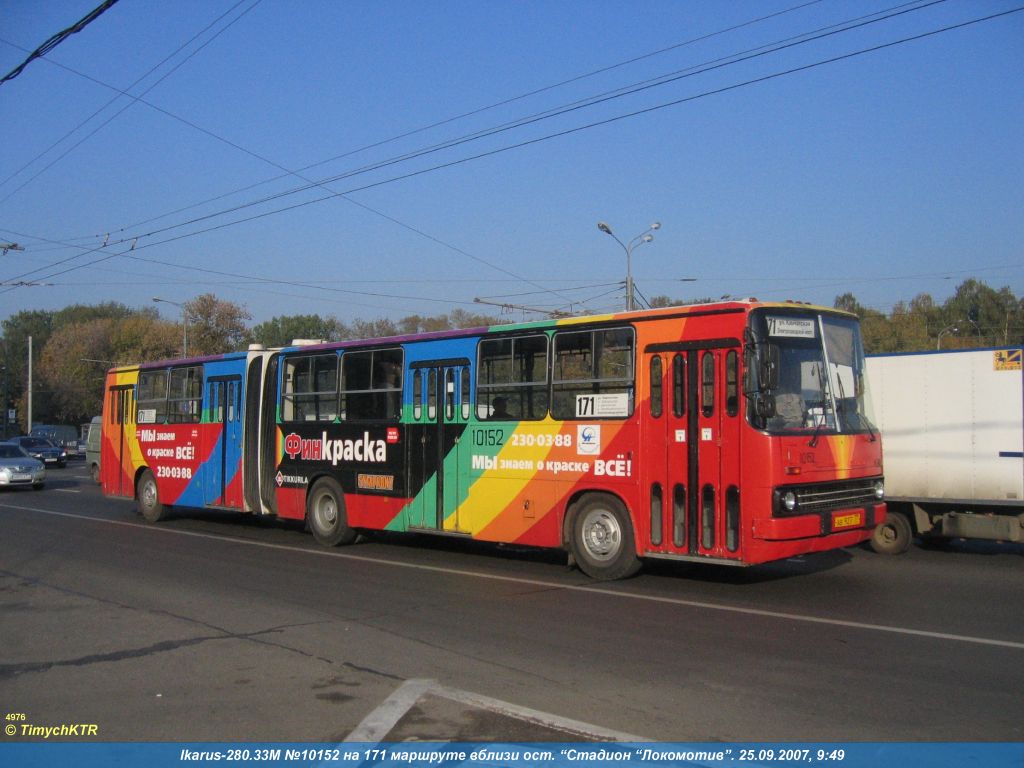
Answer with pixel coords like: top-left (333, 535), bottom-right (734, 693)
top-left (307, 478), bottom-right (357, 547)
top-left (569, 494), bottom-right (641, 580)
top-left (137, 469), bottom-right (168, 523)
top-left (90, 462), bottom-right (100, 484)
top-left (870, 512), bottom-right (912, 555)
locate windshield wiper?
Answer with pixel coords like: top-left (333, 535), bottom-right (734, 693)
top-left (808, 361), bottom-right (829, 448)
top-left (834, 364), bottom-right (877, 442)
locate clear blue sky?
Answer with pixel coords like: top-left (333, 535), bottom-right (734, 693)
top-left (1, 0), bottom-right (1021, 327)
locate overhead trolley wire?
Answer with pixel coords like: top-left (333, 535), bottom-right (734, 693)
top-left (5, 6), bottom-right (1019, 305)
top-left (0, 0), bottom-right (120, 85)
top-left (4, 0), bottom-right (909, 305)
top-left (69, 0), bottom-right (954, 252)
top-left (0, 0), bottom-right (263, 201)
top-left (93, 0), bottom-right (830, 238)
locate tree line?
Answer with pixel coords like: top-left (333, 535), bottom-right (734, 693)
top-left (0, 295), bottom-right (498, 432)
top-left (2, 278), bottom-right (1021, 432)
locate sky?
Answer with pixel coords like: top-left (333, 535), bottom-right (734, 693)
top-left (1, 0), bottom-right (1022, 328)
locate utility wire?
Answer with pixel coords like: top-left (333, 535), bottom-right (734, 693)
top-left (91, 0), bottom-right (829, 238)
top-left (6, 0), bottom-right (916, 305)
top-left (7, 6), bottom-right (1018, 303)
top-left (74, 0), bottom-right (952, 251)
top-left (99, 6), bottom-right (1021, 257)
top-left (0, 0), bottom-right (120, 85)
top-left (0, 0), bottom-right (261, 200)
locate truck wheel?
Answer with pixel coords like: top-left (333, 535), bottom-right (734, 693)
top-left (307, 478), bottom-right (357, 547)
top-left (870, 512), bottom-right (912, 555)
top-left (568, 494), bottom-right (641, 580)
top-left (137, 469), bottom-right (168, 523)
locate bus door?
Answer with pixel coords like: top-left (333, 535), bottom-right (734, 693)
top-left (694, 345), bottom-right (743, 558)
top-left (204, 376), bottom-right (242, 507)
top-left (641, 351), bottom-right (689, 554)
top-left (105, 384), bottom-right (134, 497)
top-left (408, 359), bottom-right (471, 532)
top-left (644, 341), bottom-right (742, 558)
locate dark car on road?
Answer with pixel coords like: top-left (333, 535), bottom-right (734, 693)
top-left (10, 436), bottom-right (67, 468)
top-left (0, 442), bottom-right (45, 490)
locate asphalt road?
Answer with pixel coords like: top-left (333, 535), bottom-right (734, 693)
top-left (1, 463), bottom-right (1021, 743)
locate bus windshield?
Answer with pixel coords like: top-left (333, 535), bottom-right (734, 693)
top-left (751, 311), bottom-right (875, 436)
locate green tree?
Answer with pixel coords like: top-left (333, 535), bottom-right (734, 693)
top-left (251, 314), bottom-right (345, 347)
top-left (34, 315), bottom-right (181, 426)
top-left (183, 294), bottom-right (252, 356)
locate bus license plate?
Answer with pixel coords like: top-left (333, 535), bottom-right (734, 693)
top-left (833, 512), bottom-right (863, 530)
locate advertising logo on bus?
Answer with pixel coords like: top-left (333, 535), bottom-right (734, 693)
top-left (577, 425), bottom-right (601, 455)
top-left (283, 431), bottom-right (387, 465)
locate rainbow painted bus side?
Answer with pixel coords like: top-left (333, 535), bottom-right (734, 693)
top-left (102, 301), bottom-right (885, 579)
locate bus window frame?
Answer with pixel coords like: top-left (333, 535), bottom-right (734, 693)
top-left (551, 326), bottom-right (635, 421)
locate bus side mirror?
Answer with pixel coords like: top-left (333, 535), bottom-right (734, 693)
top-left (759, 344), bottom-right (780, 391)
top-left (755, 393), bottom-right (776, 419)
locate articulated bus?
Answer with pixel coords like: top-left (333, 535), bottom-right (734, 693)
top-left (101, 300), bottom-right (886, 579)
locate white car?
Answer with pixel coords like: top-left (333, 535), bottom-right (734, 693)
top-left (0, 442), bottom-right (46, 490)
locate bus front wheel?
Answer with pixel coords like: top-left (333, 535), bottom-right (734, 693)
top-left (307, 478), bottom-right (357, 547)
top-left (569, 494), bottom-right (641, 580)
top-left (137, 469), bottom-right (168, 523)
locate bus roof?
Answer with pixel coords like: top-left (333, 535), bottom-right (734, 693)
top-left (107, 298), bottom-right (850, 371)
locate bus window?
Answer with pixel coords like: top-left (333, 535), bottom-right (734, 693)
top-left (726, 350), bottom-right (739, 417)
top-left (282, 354), bottom-right (338, 422)
top-left (672, 354), bottom-right (685, 418)
top-left (552, 327), bottom-right (634, 420)
top-left (168, 366), bottom-right (203, 424)
top-left (477, 334), bottom-right (548, 420)
top-left (445, 369), bottom-right (455, 420)
top-left (701, 352), bottom-right (714, 418)
top-left (461, 367), bottom-right (471, 420)
top-left (427, 369), bottom-right (437, 419)
top-left (413, 369), bottom-right (423, 420)
top-left (137, 370), bottom-right (168, 424)
top-left (341, 348), bottom-right (403, 421)
top-left (650, 355), bottom-right (663, 418)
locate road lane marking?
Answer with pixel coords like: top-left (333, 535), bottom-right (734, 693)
top-left (4, 502), bottom-right (1023, 652)
top-left (344, 678), bottom-right (645, 742)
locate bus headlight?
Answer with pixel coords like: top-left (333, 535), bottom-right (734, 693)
top-left (782, 490), bottom-right (798, 512)
top-left (874, 480), bottom-right (885, 500)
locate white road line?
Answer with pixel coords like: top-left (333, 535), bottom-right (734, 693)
top-left (344, 678), bottom-right (646, 742)
top-left (54, 488), bottom-right (80, 493)
top-left (3, 502), bottom-right (1023, 651)
top-left (344, 679), bottom-right (434, 742)
top-left (429, 680), bottom-right (646, 741)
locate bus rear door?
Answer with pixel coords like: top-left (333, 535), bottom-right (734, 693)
top-left (103, 384), bottom-right (135, 498)
top-left (204, 376), bottom-right (242, 507)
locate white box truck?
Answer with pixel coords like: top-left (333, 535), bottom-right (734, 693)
top-left (866, 347), bottom-right (1024, 553)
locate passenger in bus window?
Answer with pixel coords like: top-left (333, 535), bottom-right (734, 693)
top-left (489, 396), bottom-right (511, 420)
top-left (376, 359), bottom-right (402, 419)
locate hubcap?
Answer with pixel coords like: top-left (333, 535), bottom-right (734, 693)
top-left (581, 508), bottom-right (621, 561)
top-left (315, 493), bottom-right (338, 529)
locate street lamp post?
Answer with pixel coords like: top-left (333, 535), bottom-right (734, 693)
top-left (597, 221), bottom-right (660, 311)
top-left (936, 324), bottom-right (959, 350)
top-left (153, 297), bottom-right (189, 357)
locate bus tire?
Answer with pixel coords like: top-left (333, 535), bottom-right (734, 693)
top-left (870, 512), bottom-right (912, 555)
top-left (569, 494), bottom-right (641, 580)
top-left (90, 462), bottom-right (100, 484)
top-left (137, 469), bottom-right (168, 523)
top-left (307, 478), bottom-right (357, 547)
